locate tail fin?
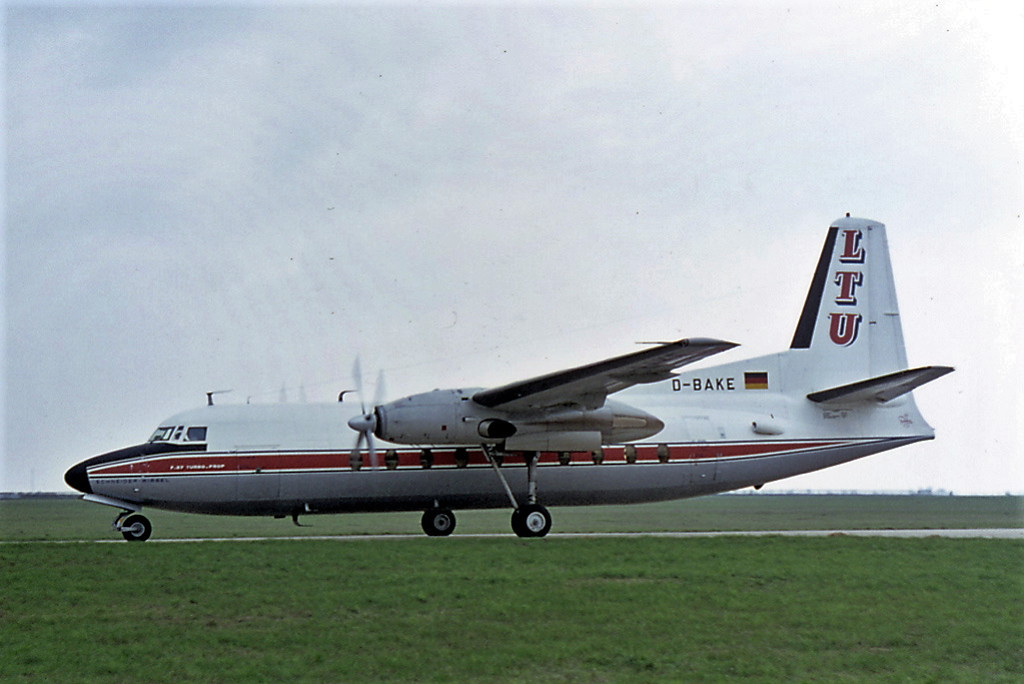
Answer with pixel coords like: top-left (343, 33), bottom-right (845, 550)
top-left (789, 216), bottom-right (911, 386)
top-left (665, 215), bottom-right (950, 414)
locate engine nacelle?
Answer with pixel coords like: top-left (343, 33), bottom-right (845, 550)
top-left (375, 389), bottom-right (490, 445)
top-left (374, 389), bottom-right (664, 448)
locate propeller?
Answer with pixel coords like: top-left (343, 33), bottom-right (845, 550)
top-left (346, 358), bottom-right (386, 470)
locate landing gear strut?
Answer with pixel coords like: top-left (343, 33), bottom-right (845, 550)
top-left (483, 446), bottom-right (553, 538)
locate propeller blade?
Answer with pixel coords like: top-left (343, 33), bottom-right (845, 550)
top-left (352, 357), bottom-right (366, 414)
top-left (373, 369), bottom-right (386, 408)
top-left (349, 431), bottom-right (365, 470)
top-left (350, 431), bottom-right (364, 457)
top-left (369, 370), bottom-right (387, 470)
top-left (367, 429), bottom-right (378, 470)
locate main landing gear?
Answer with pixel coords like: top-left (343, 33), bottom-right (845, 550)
top-left (418, 448), bottom-right (554, 538)
top-left (485, 446), bottom-right (553, 538)
top-left (115, 511), bottom-right (152, 542)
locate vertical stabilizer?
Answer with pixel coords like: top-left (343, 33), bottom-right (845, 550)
top-left (789, 216), bottom-right (909, 387)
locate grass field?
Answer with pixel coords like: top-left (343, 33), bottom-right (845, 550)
top-left (2, 536), bottom-right (1022, 683)
top-left (1, 494), bottom-right (1022, 541)
top-left (2, 497), bottom-right (1023, 682)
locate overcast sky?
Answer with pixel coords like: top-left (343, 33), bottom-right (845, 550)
top-left (3, 2), bottom-right (1022, 495)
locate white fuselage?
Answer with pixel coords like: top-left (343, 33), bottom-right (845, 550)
top-left (72, 365), bottom-right (933, 517)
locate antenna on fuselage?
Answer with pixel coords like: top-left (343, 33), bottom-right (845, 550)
top-left (206, 389), bottom-right (233, 406)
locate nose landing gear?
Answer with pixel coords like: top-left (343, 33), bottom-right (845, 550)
top-left (116, 512), bottom-right (152, 542)
top-left (421, 507), bottom-right (457, 536)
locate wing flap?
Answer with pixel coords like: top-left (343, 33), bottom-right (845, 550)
top-left (472, 337), bottom-right (737, 411)
top-left (807, 365), bottom-right (954, 405)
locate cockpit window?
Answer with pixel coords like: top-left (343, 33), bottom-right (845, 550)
top-left (148, 427), bottom-right (174, 442)
top-left (149, 425), bottom-right (208, 443)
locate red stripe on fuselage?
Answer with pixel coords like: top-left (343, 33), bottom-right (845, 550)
top-left (88, 439), bottom-right (860, 478)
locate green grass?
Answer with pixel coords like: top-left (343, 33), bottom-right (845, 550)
top-left (2, 495), bottom-right (1021, 542)
top-left (1, 537), bottom-right (1022, 683)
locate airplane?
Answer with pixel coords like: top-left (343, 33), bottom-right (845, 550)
top-left (64, 215), bottom-right (953, 541)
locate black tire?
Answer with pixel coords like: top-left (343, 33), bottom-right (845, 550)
top-left (121, 514), bottom-right (152, 542)
top-left (512, 504), bottom-right (551, 538)
top-left (510, 508), bottom-right (527, 537)
top-left (421, 508), bottom-right (456, 537)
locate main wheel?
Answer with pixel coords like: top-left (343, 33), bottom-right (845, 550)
top-left (510, 508), bottom-right (527, 537)
top-left (421, 508), bottom-right (456, 536)
top-left (120, 514), bottom-right (152, 542)
top-left (511, 504), bottom-right (551, 538)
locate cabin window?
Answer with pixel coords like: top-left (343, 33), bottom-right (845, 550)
top-left (148, 427), bottom-right (174, 442)
top-left (186, 426), bottom-right (208, 442)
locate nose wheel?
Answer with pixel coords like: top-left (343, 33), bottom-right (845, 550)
top-left (421, 507), bottom-right (456, 536)
top-left (117, 513), bottom-right (152, 542)
top-left (511, 503), bottom-right (551, 538)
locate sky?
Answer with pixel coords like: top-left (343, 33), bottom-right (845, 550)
top-left (3, 1), bottom-right (1022, 495)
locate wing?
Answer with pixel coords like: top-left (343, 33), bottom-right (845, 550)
top-left (472, 337), bottom-right (738, 411)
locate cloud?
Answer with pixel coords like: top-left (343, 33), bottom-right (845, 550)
top-left (4, 3), bottom-right (1022, 494)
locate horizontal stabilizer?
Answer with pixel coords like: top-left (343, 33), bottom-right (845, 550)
top-left (807, 366), bottom-right (954, 405)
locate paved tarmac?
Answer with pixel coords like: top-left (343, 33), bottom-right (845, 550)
top-left (5, 528), bottom-right (1021, 544)
top-left (114, 528), bottom-right (1024, 542)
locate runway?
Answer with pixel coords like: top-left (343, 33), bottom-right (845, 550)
top-left (5, 528), bottom-right (1021, 544)
top-left (91, 528), bottom-right (1024, 543)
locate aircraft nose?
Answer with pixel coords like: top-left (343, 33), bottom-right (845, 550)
top-left (64, 461), bottom-right (92, 494)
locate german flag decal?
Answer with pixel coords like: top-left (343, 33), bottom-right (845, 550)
top-left (744, 371), bottom-right (769, 390)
